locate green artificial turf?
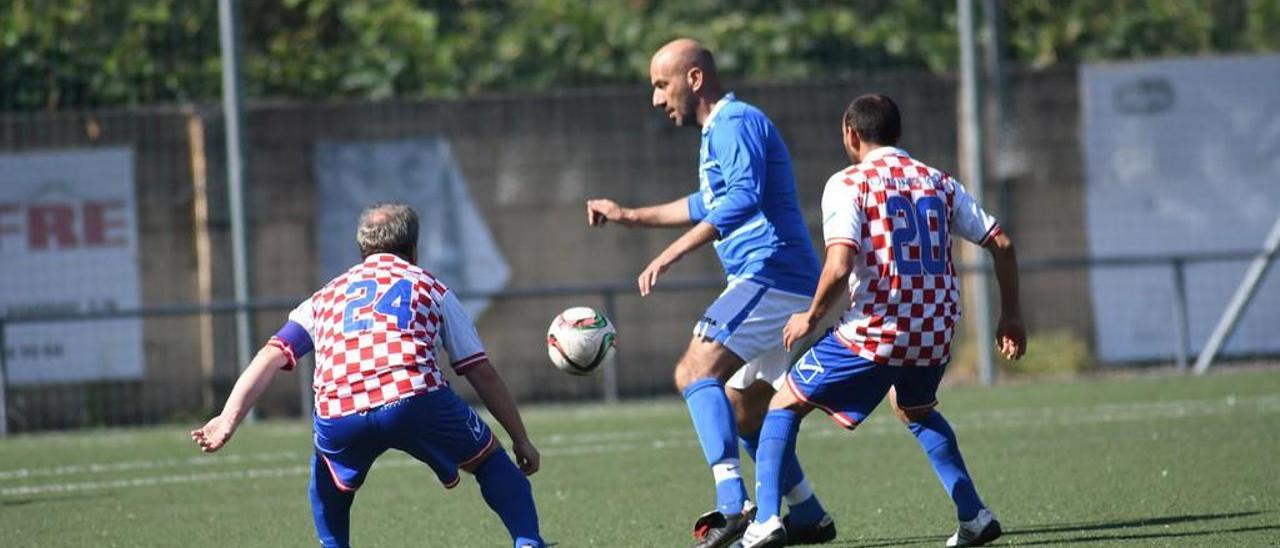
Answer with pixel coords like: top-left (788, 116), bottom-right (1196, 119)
top-left (2, 368), bottom-right (1277, 547)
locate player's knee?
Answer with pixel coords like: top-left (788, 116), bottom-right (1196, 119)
top-left (734, 405), bottom-right (764, 438)
top-left (769, 386), bottom-right (814, 415)
top-left (460, 442), bottom-right (500, 474)
top-left (731, 385), bottom-right (770, 432)
top-left (897, 405), bottom-right (935, 424)
top-left (777, 399), bottom-right (812, 414)
top-left (673, 367), bottom-right (695, 392)
top-left (673, 359), bottom-right (713, 392)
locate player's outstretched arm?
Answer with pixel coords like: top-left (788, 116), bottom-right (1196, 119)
top-left (637, 221), bottom-right (718, 296)
top-left (783, 244), bottom-right (854, 351)
top-left (985, 232), bottom-right (1027, 360)
top-left (586, 196), bottom-right (693, 228)
top-left (191, 345), bottom-right (289, 453)
top-left (462, 361), bottom-right (540, 475)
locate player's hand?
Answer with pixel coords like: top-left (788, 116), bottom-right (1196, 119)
top-left (995, 315), bottom-right (1027, 360)
top-left (637, 254), bottom-right (675, 297)
top-left (191, 414), bottom-right (237, 453)
top-left (782, 312), bottom-right (815, 352)
top-left (586, 199), bottom-right (623, 227)
top-left (512, 439), bottom-right (541, 476)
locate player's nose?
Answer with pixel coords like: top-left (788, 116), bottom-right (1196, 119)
top-left (651, 88), bottom-right (664, 108)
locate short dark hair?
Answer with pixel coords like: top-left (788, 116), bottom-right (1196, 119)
top-left (843, 94), bottom-right (901, 146)
top-left (356, 202), bottom-right (419, 259)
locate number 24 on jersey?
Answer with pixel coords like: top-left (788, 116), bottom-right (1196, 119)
top-left (343, 279), bottom-right (413, 333)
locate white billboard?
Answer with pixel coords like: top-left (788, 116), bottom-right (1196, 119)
top-left (0, 148), bottom-right (144, 384)
top-left (313, 137), bottom-right (509, 318)
top-left (1081, 54), bottom-right (1280, 362)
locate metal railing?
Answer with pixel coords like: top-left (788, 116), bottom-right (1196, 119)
top-left (1007, 250), bottom-right (1265, 372)
top-left (0, 250), bottom-right (1271, 436)
top-left (0, 276), bottom-right (726, 436)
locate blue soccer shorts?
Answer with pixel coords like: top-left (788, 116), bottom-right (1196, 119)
top-left (312, 388), bottom-right (497, 492)
top-left (785, 330), bottom-right (946, 430)
top-left (695, 279), bottom-right (813, 390)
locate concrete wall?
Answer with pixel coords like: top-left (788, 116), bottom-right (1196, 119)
top-left (0, 109), bottom-right (208, 428)
top-left (0, 68), bottom-right (1091, 428)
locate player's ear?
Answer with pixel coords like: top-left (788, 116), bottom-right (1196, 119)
top-left (686, 66), bottom-right (702, 93)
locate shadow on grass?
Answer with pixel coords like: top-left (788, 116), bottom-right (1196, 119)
top-left (1017, 524), bottom-right (1279, 545)
top-left (828, 510), bottom-right (1269, 547)
top-left (1, 492), bottom-right (101, 507)
top-left (1008, 510), bottom-right (1265, 536)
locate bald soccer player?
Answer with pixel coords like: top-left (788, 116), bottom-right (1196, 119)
top-left (586, 39), bottom-right (835, 548)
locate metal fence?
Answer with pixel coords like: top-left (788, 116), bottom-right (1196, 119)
top-left (3, 1), bottom-right (1278, 435)
top-left (3, 250), bottom-right (1273, 435)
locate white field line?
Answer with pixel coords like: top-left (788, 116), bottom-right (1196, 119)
top-left (1, 394), bottom-right (1276, 498)
top-left (0, 450), bottom-right (300, 481)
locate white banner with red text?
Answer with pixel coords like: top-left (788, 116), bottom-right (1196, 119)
top-left (0, 148), bottom-right (144, 384)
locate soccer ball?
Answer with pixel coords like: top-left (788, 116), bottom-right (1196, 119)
top-left (546, 307), bottom-right (617, 376)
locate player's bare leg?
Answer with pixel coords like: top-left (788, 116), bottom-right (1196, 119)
top-left (674, 336), bottom-right (744, 389)
top-left (726, 381), bottom-right (771, 438)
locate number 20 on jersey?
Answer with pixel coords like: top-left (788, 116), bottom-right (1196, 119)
top-left (887, 195), bottom-right (948, 275)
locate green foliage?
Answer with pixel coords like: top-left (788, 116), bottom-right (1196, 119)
top-left (947, 328), bottom-right (1093, 382)
top-left (1003, 0), bottom-right (1280, 68)
top-left (1002, 329), bottom-right (1094, 376)
top-left (3, 0), bottom-right (1279, 110)
top-left (1, 0), bottom-right (220, 109)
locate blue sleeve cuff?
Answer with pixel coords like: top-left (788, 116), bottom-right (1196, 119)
top-left (269, 321), bottom-right (314, 370)
top-left (702, 189), bottom-right (759, 236)
top-left (687, 192), bottom-right (707, 223)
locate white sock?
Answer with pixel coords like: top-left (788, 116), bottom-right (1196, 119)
top-left (711, 459), bottom-right (743, 483)
top-left (784, 478), bottom-right (815, 505)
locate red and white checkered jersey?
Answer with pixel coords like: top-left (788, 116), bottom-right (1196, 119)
top-left (267, 253), bottom-right (488, 418)
top-left (822, 147), bottom-right (1001, 366)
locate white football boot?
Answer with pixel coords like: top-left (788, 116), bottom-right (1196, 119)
top-left (740, 516), bottom-right (786, 548)
top-left (946, 508), bottom-right (1002, 547)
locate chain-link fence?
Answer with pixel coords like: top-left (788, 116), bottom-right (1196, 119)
top-left (2, 1), bottom-right (1278, 433)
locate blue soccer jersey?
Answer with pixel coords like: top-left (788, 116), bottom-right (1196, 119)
top-left (687, 93), bottom-right (820, 297)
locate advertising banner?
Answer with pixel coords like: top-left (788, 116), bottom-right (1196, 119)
top-left (1081, 55), bottom-right (1280, 361)
top-left (314, 137), bottom-right (509, 318)
top-left (0, 148), bottom-right (144, 384)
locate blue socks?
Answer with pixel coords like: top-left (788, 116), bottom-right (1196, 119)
top-left (684, 379), bottom-right (829, 523)
top-left (909, 410), bottom-right (984, 521)
top-left (740, 430), bottom-right (760, 462)
top-left (310, 450), bottom-right (543, 548)
top-left (683, 378), bottom-right (747, 516)
top-left (309, 453), bottom-right (354, 548)
top-left (743, 421), bottom-right (826, 526)
top-left (754, 409), bottom-right (800, 522)
top-left (785, 482), bottom-right (827, 526)
top-left (475, 449), bottom-right (544, 547)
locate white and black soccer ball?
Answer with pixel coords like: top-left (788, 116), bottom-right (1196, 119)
top-left (546, 307), bottom-right (617, 376)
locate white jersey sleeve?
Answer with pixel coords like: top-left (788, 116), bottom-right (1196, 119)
top-left (438, 290), bottom-right (489, 374)
top-left (948, 178), bottom-right (1001, 245)
top-left (821, 171), bottom-right (864, 251)
top-left (286, 298), bottom-right (315, 339)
